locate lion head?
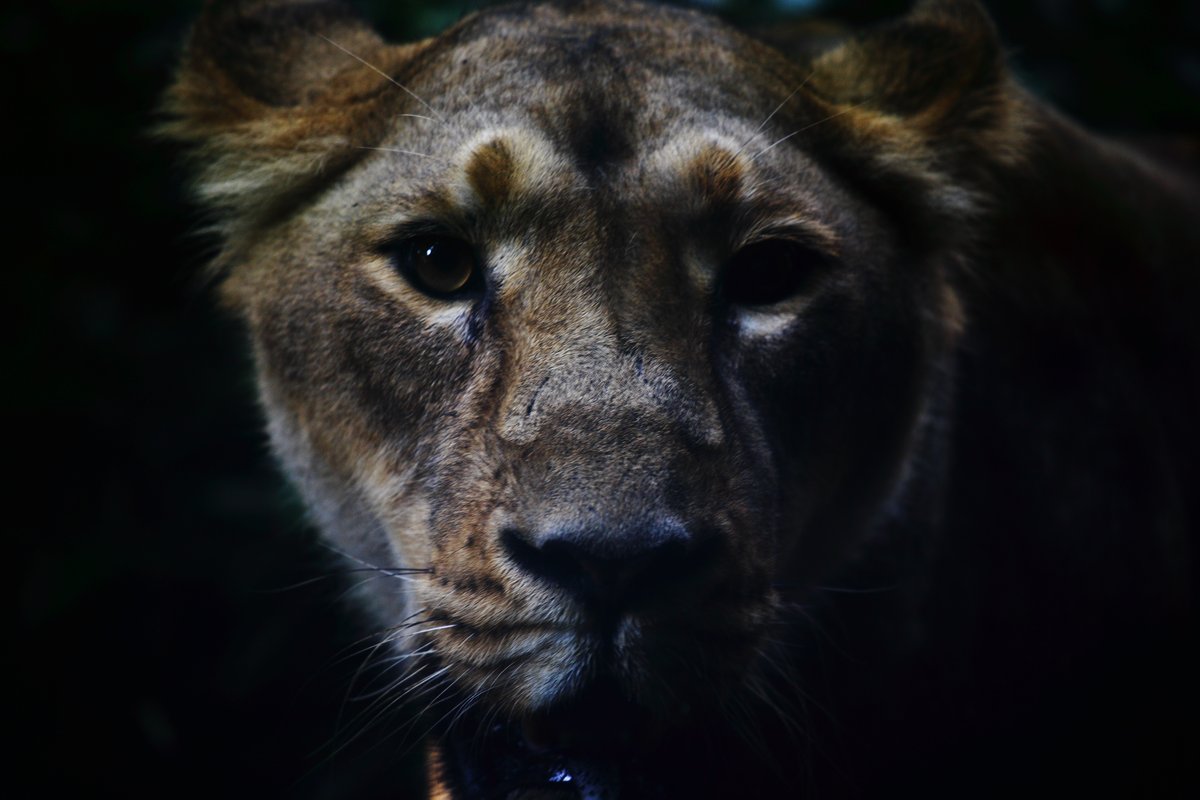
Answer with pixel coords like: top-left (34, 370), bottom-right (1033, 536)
top-left (164, 1), bottom-right (1042, 795)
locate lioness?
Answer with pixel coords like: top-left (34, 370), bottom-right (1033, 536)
top-left (164, 1), bottom-right (1199, 797)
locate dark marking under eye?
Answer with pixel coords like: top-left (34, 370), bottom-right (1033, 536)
top-left (525, 375), bottom-right (552, 418)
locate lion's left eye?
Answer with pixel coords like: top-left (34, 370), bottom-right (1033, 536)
top-left (388, 235), bottom-right (482, 299)
top-left (720, 239), bottom-right (827, 307)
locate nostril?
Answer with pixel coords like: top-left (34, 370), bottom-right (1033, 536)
top-left (499, 520), bottom-right (721, 608)
top-left (647, 531), bottom-right (721, 588)
top-left (500, 526), bottom-right (590, 590)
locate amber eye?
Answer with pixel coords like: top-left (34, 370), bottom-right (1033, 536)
top-left (389, 235), bottom-right (482, 299)
top-left (721, 239), bottom-right (826, 307)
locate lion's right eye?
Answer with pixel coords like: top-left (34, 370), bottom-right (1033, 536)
top-left (720, 239), bottom-right (827, 308)
top-left (388, 235), bottom-right (482, 299)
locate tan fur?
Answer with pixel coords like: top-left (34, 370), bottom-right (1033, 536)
top-left (164, 1), bottom-right (1197, 796)
top-left (465, 140), bottom-right (517, 207)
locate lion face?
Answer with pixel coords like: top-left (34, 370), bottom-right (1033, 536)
top-left (165, 0), bottom-right (1019, 792)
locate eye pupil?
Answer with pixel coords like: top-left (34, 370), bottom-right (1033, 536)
top-left (721, 239), bottom-right (823, 307)
top-left (394, 235), bottom-right (479, 297)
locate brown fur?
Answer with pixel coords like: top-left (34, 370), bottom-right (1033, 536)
top-left (164, 1), bottom-right (1198, 797)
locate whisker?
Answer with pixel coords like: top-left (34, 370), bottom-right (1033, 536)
top-left (367, 647), bottom-right (437, 669)
top-left (776, 600), bottom-right (857, 664)
top-left (319, 664), bottom-right (450, 763)
top-left (318, 541), bottom-right (435, 582)
top-left (750, 37), bottom-right (987, 166)
top-left (332, 573), bottom-right (395, 604)
top-left (771, 582), bottom-right (897, 594)
top-left (318, 34), bottom-right (445, 122)
top-left (344, 661), bottom-right (449, 735)
top-left (357, 145), bottom-right (451, 164)
top-left (752, 99), bottom-right (873, 161)
top-left (297, 616), bottom-right (431, 703)
top-left (327, 609), bottom-right (432, 666)
top-left (358, 665), bottom-right (456, 748)
top-left (336, 627), bottom-right (405, 733)
top-left (257, 566), bottom-right (435, 594)
top-left (256, 574), bottom-right (334, 593)
top-left (403, 671), bottom-right (506, 762)
top-left (814, 584), bottom-right (898, 594)
top-left (462, 671), bottom-right (505, 743)
top-left (348, 655), bottom-right (438, 702)
top-left (397, 614), bottom-right (446, 630)
top-left (406, 623), bottom-right (459, 636)
top-left (734, 67), bottom-right (819, 158)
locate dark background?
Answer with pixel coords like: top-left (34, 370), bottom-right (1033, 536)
top-left (11, 1), bottom-right (1198, 797)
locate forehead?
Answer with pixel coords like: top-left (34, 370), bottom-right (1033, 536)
top-left (426, 3), bottom-right (794, 97)
top-left (350, 6), bottom-right (839, 226)
top-left (399, 3), bottom-right (801, 158)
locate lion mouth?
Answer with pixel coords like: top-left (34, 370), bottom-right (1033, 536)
top-left (431, 591), bottom-right (770, 796)
top-left (441, 679), bottom-right (674, 799)
top-left (519, 680), bottom-right (667, 758)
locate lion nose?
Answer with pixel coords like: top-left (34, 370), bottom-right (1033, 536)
top-left (500, 517), bottom-right (719, 608)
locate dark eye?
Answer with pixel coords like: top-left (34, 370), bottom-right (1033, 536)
top-left (388, 235), bottom-right (482, 299)
top-left (720, 239), bottom-right (827, 307)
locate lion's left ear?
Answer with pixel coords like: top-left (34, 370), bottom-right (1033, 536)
top-left (773, 0), bottom-right (1027, 233)
top-left (805, 0), bottom-right (1007, 137)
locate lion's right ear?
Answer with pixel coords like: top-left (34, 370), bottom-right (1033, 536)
top-left (160, 0), bottom-right (422, 226)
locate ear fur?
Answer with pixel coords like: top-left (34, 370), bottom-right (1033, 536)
top-left (807, 0), bottom-right (1006, 133)
top-left (780, 0), bottom-right (1030, 238)
top-left (160, 0), bottom-right (422, 233)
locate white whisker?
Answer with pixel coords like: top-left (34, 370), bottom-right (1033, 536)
top-left (735, 68), bottom-right (819, 158)
top-left (407, 623), bottom-right (458, 636)
top-left (317, 541), bottom-right (431, 581)
top-left (357, 145), bottom-right (450, 164)
top-left (374, 647), bottom-right (437, 666)
top-left (318, 34), bottom-right (445, 122)
top-left (752, 99), bottom-right (873, 161)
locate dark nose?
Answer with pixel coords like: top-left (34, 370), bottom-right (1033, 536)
top-left (500, 516), bottom-right (719, 609)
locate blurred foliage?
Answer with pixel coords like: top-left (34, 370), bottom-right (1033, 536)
top-left (8, 0), bottom-right (1196, 797)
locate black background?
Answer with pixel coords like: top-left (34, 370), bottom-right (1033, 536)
top-left (11, 1), bottom-right (1198, 797)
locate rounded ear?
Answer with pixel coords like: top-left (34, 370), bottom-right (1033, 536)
top-left (806, 0), bottom-right (1006, 134)
top-left (766, 0), bottom-right (1028, 245)
top-left (159, 1), bottom-right (423, 229)
top-left (164, 1), bottom-right (398, 137)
